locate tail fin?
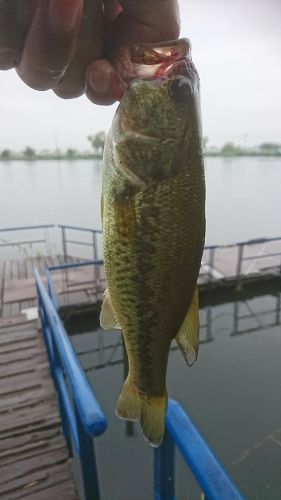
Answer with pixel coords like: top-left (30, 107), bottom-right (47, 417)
top-left (116, 376), bottom-right (167, 447)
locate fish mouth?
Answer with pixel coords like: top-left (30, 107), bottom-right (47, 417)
top-left (114, 38), bottom-right (193, 89)
top-left (130, 38), bottom-right (192, 81)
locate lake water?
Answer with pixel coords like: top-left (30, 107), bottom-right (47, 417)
top-left (0, 157), bottom-right (281, 249)
top-left (70, 289), bottom-right (281, 500)
top-left (0, 157), bottom-right (280, 498)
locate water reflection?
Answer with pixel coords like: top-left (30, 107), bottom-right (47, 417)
top-left (69, 290), bottom-right (281, 374)
top-left (68, 289), bottom-right (281, 499)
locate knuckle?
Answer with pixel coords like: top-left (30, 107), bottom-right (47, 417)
top-left (0, 47), bottom-right (18, 69)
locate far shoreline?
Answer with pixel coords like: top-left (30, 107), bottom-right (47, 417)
top-left (0, 152), bottom-right (280, 162)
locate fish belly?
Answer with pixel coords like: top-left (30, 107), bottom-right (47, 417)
top-left (102, 138), bottom-right (205, 445)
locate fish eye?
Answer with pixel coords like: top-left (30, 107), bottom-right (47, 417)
top-left (169, 77), bottom-right (193, 103)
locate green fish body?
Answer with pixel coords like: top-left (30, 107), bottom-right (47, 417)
top-left (101, 39), bottom-right (205, 446)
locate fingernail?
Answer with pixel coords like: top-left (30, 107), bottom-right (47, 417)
top-left (49, 0), bottom-right (82, 32)
top-left (89, 68), bottom-right (111, 93)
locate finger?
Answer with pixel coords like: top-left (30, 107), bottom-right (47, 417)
top-left (112, 0), bottom-right (180, 44)
top-left (0, 0), bottom-right (38, 70)
top-left (54, 0), bottom-right (103, 99)
top-left (86, 0), bottom-right (180, 106)
top-left (103, 0), bottom-right (123, 32)
top-left (85, 59), bottom-right (123, 105)
top-left (16, 0), bottom-right (83, 91)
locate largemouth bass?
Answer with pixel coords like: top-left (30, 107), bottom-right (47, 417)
top-left (101, 38), bottom-right (205, 446)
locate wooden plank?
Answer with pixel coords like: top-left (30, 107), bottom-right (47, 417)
top-left (4, 260), bottom-right (12, 281)
top-left (12, 259), bottom-right (19, 280)
top-left (0, 373), bottom-right (44, 397)
top-left (0, 328), bottom-right (36, 345)
top-left (0, 462), bottom-right (76, 499)
top-left (0, 447), bottom-right (69, 484)
top-left (0, 318), bottom-right (77, 499)
top-left (0, 435), bottom-right (65, 467)
top-left (0, 338), bottom-right (37, 355)
top-left (0, 345), bottom-right (42, 365)
top-left (1, 415), bottom-right (61, 441)
top-left (0, 398), bottom-right (59, 422)
top-left (0, 427), bottom-right (60, 453)
top-left (0, 260), bottom-right (4, 315)
top-left (25, 257), bottom-right (35, 279)
top-left (0, 357), bottom-right (48, 379)
top-left (22, 481), bottom-right (77, 500)
top-left (0, 383), bottom-right (54, 412)
top-left (18, 258), bottom-right (27, 279)
top-left (0, 314), bottom-right (31, 329)
top-left (2, 301), bottom-right (12, 317)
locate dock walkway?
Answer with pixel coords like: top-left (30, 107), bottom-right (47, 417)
top-left (0, 255), bottom-right (105, 323)
top-left (0, 317), bottom-right (77, 499)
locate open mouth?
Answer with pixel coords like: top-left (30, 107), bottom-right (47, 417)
top-left (130, 38), bottom-right (191, 81)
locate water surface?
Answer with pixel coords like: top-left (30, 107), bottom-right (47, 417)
top-left (0, 157), bottom-right (280, 249)
top-left (70, 292), bottom-right (281, 500)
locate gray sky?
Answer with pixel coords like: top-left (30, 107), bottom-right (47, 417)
top-left (0, 0), bottom-right (280, 151)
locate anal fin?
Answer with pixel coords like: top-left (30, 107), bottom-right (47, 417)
top-left (176, 287), bottom-right (200, 366)
top-left (100, 289), bottom-right (121, 330)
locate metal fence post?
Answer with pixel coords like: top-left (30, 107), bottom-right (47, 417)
top-left (61, 226), bottom-right (68, 261)
top-left (92, 231), bottom-right (101, 287)
top-left (92, 231), bottom-right (98, 261)
top-left (75, 406), bottom-right (101, 500)
top-left (236, 244), bottom-right (244, 278)
top-left (52, 342), bottom-right (73, 458)
top-left (208, 247), bottom-right (216, 284)
top-left (154, 430), bottom-right (175, 500)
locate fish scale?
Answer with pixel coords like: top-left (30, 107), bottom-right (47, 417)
top-left (100, 38), bottom-right (205, 446)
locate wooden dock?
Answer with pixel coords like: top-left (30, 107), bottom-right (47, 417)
top-left (0, 243), bottom-right (279, 499)
top-left (0, 317), bottom-right (77, 499)
top-left (0, 246), bottom-right (280, 323)
top-left (0, 255), bottom-right (106, 324)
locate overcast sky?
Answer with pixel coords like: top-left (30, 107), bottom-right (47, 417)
top-left (0, 0), bottom-right (280, 151)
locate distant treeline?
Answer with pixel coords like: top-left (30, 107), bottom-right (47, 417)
top-left (1, 134), bottom-right (280, 161)
top-left (204, 140), bottom-right (281, 157)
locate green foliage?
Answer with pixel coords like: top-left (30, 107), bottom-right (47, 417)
top-left (1, 149), bottom-right (11, 159)
top-left (220, 142), bottom-right (243, 156)
top-left (23, 146), bottom-right (36, 158)
top-left (66, 148), bottom-right (77, 157)
top-left (88, 131), bottom-right (106, 155)
top-left (259, 142), bottom-right (281, 154)
top-left (1, 134), bottom-right (280, 162)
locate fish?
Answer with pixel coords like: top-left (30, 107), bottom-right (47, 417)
top-left (100, 38), bottom-right (205, 446)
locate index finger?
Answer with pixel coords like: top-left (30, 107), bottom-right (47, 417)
top-left (85, 0), bottom-right (180, 105)
top-left (114, 0), bottom-right (180, 43)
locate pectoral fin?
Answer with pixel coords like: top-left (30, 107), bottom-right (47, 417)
top-left (100, 289), bottom-right (121, 330)
top-left (176, 288), bottom-right (200, 366)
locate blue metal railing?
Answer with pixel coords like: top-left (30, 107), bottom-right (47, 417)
top-left (35, 268), bottom-right (107, 500)
top-left (203, 235), bottom-right (281, 284)
top-left (46, 259), bottom-right (104, 308)
top-left (0, 224), bottom-right (55, 254)
top-left (58, 224), bottom-right (102, 261)
top-left (40, 261), bottom-right (243, 500)
top-left (155, 400), bottom-right (244, 499)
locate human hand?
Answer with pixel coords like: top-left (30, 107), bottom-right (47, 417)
top-left (0, 0), bottom-right (179, 104)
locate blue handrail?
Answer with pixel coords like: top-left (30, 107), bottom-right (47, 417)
top-left (37, 264), bottom-right (245, 499)
top-left (35, 269), bottom-right (107, 500)
top-left (0, 224), bottom-right (55, 232)
top-left (155, 400), bottom-right (244, 500)
top-left (48, 259), bottom-right (104, 272)
top-left (58, 224), bottom-right (102, 233)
